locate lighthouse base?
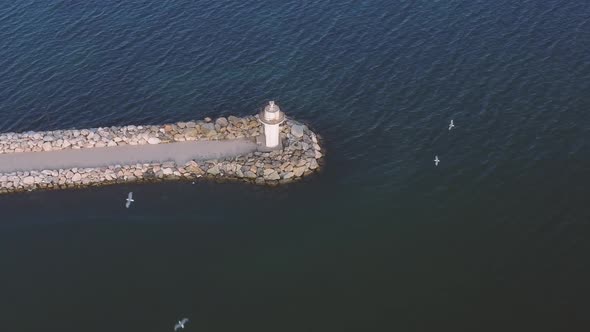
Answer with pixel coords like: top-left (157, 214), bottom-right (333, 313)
top-left (256, 134), bottom-right (283, 152)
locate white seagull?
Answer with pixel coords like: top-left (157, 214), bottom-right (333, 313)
top-left (125, 192), bottom-right (134, 208)
top-left (174, 318), bottom-right (189, 331)
top-left (448, 119), bottom-right (455, 131)
top-left (434, 155), bottom-right (440, 166)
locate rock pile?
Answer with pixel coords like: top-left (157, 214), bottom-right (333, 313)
top-left (0, 116), bottom-right (323, 194)
top-left (0, 116), bottom-right (262, 154)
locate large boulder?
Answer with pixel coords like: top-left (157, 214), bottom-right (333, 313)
top-left (263, 169), bottom-right (280, 180)
top-left (291, 124), bottom-right (304, 138)
top-left (244, 171), bottom-right (257, 179)
top-left (23, 176), bottom-right (35, 185)
top-left (201, 123), bottom-right (215, 134)
top-left (147, 137), bottom-right (161, 144)
top-left (42, 142), bottom-right (53, 151)
top-left (185, 161), bottom-right (204, 175)
top-left (207, 165), bottom-right (220, 175)
top-left (215, 117), bottom-right (228, 127)
top-left (184, 128), bottom-right (200, 138)
top-left (309, 159), bottom-right (319, 170)
top-left (293, 166), bottom-right (306, 177)
top-left (227, 116), bottom-right (240, 125)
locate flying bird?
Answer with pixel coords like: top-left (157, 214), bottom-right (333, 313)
top-left (125, 192), bottom-right (134, 208)
top-left (434, 155), bottom-right (440, 166)
top-left (448, 120), bottom-right (455, 131)
top-left (174, 318), bottom-right (189, 331)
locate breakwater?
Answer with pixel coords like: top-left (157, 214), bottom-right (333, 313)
top-left (0, 115), bottom-right (323, 194)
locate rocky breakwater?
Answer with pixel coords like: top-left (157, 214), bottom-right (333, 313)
top-left (0, 115), bottom-right (323, 194)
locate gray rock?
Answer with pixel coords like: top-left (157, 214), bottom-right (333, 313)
top-left (201, 123), bottom-right (215, 133)
top-left (215, 117), bottom-right (228, 127)
top-left (42, 142), bottom-right (53, 151)
top-left (72, 173), bottom-right (82, 182)
top-left (293, 166), bottom-right (306, 177)
top-left (309, 159), bottom-right (319, 170)
top-left (183, 128), bottom-right (200, 139)
top-left (263, 169), bottom-right (280, 180)
top-left (311, 133), bottom-right (318, 143)
top-left (207, 165), bottom-right (220, 175)
top-left (291, 124), bottom-right (304, 138)
top-left (23, 176), bottom-right (35, 185)
top-left (305, 149), bottom-right (316, 158)
top-left (244, 171), bottom-right (257, 179)
top-left (228, 116), bottom-right (240, 124)
top-left (147, 137), bottom-right (161, 144)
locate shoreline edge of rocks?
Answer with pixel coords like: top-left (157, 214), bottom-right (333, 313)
top-left (0, 114), bottom-right (324, 194)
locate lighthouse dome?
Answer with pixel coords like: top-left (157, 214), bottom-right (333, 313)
top-left (259, 101), bottom-right (285, 125)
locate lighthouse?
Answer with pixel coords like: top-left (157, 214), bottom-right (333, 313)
top-left (258, 100), bottom-right (285, 149)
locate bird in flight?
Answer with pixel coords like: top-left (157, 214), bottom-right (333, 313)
top-left (434, 155), bottom-right (440, 166)
top-left (125, 192), bottom-right (134, 208)
top-left (448, 119), bottom-right (455, 131)
top-left (174, 318), bottom-right (189, 331)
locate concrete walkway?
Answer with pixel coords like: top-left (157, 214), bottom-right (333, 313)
top-left (0, 139), bottom-right (258, 173)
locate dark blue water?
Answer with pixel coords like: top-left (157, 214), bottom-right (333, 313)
top-left (1, 0), bottom-right (590, 331)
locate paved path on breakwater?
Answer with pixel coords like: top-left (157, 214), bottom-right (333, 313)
top-left (0, 139), bottom-right (258, 173)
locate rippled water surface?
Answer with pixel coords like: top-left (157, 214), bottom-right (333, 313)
top-left (1, 0), bottom-right (589, 331)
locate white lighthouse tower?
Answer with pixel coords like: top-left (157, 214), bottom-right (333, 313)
top-left (258, 100), bottom-right (285, 149)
